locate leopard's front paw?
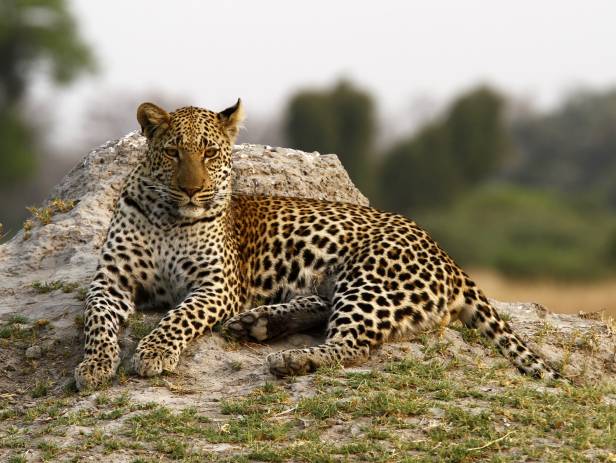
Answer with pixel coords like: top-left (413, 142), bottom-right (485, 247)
top-left (74, 356), bottom-right (119, 391)
top-left (266, 349), bottom-right (317, 377)
top-left (132, 346), bottom-right (180, 378)
top-left (223, 310), bottom-right (270, 342)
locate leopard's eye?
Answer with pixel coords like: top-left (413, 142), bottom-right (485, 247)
top-left (204, 146), bottom-right (220, 159)
top-left (164, 147), bottom-right (179, 159)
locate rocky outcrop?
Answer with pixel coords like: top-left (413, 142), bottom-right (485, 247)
top-left (0, 133), bottom-right (368, 331)
top-left (0, 132), bottom-right (614, 400)
top-left (0, 133), bottom-right (369, 394)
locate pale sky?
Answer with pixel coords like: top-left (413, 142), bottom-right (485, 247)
top-left (42, 0), bottom-right (616, 147)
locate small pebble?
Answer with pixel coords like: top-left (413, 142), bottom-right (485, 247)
top-left (25, 345), bottom-right (43, 359)
top-left (41, 339), bottom-right (55, 351)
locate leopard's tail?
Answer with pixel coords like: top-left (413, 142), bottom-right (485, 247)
top-left (457, 284), bottom-right (562, 380)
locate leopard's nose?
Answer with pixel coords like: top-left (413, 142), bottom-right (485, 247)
top-left (181, 187), bottom-right (201, 197)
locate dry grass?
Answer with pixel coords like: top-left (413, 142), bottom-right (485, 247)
top-left (22, 198), bottom-right (76, 239)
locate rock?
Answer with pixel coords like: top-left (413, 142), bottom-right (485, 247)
top-left (41, 339), bottom-right (56, 352)
top-left (0, 131), bottom-right (614, 398)
top-left (0, 133), bottom-right (368, 395)
top-left (0, 133), bottom-right (367, 332)
top-left (25, 345), bottom-right (43, 359)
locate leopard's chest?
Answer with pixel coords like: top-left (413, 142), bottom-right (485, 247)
top-left (132, 218), bottom-right (234, 306)
top-left (161, 227), bottom-right (226, 274)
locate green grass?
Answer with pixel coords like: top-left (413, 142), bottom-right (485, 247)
top-left (31, 280), bottom-right (80, 294)
top-left (30, 380), bottom-right (51, 398)
top-left (0, 313), bottom-right (54, 347)
top-left (75, 286), bottom-right (88, 301)
top-left (0, 315), bottom-right (35, 341)
top-left (25, 199), bottom-right (76, 228)
top-left (106, 354), bottom-right (610, 462)
top-left (0, 345), bottom-right (613, 462)
top-left (7, 314), bottom-right (29, 324)
top-left (127, 314), bottom-right (157, 340)
top-left (37, 440), bottom-right (60, 459)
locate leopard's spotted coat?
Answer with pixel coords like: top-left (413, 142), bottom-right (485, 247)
top-left (74, 100), bottom-right (561, 390)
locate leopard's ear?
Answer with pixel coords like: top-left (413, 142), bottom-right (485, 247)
top-left (218, 98), bottom-right (245, 141)
top-left (137, 102), bottom-right (170, 140)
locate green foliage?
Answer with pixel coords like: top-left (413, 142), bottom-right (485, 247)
top-left (446, 87), bottom-right (513, 182)
top-left (511, 89), bottom-right (616, 209)
top-left (0, 0), bottom-right (95, 184)
top-left (0, 0), bottom-right (96, 103)
top-left (378, 123), bottom-right (456, 212)
top-left (379, 85), bottom-right (512, 213)
top-left (286, 91), bottom-right (337, 155)
top-left (0, 108), bottom-right (37, 183)
top-left (417, 185), bottom-right (616, 279)
top-left (285, 80), bottom-right (377, 196)
top-left (30, 381), bottom-right (50, 398)
top-left (606, 228), bottom-right (616, 268)
top-left (376, 87), bottom-right (616, 280)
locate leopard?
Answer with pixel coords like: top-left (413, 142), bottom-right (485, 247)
top-left (74, 99), bottom-right (561, 390)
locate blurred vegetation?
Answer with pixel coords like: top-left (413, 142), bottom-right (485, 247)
top-left (510, 89), bottom-right (616, 209)
top-left (379, 86), bottom-right (512, 211)
top-left (285, 83), bottom-right (616, 280)
top-left (417, 185), bottom-right (616, 279)
top-left (0, 0), bottom-right (95, 184)
top-left (1, 0), bottom-right (615, 282)
top-left (0, 106), bottom-right (37, 183)
top-left (285, 80), bottom-right (376, 197)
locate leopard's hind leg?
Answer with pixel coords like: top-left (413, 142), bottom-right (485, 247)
top-left (223, 295), bottom-right (330, 342)
top-left (266, 295), bottom-right (373, 377)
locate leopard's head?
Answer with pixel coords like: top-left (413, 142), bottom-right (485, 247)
top-left (136, 100), bottom-right (244, 218)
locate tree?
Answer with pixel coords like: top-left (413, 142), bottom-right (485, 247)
top-left (286, 91), bottom-right (338, 156)
top-left (285, 80), bottom-right (377, 196)
top-left (445, 87), bottom-right (512, 183)
top-left (511, 89), bottom-right (616, 209)
top-left (378, 86), bottom-right (512, 213)
top-left (0, 107), bottom-right (37, 183)
top-left (0, 0), bottom-right (95, 184)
